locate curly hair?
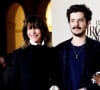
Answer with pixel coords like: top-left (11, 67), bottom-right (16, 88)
top-left (66, 4), bottom-right (92, 22)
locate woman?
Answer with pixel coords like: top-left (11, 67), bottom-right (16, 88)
top-left (3, 15), bottom-right (58, 90)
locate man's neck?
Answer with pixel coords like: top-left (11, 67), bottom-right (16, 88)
top-left (71, 36), bottom-right (86, 46)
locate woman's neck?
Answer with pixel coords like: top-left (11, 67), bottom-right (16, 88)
top-left (30, 40), bottom-right (44, 46)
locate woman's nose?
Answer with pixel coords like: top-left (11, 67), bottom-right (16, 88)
top-left (31, 29), bottom-right (36, 33)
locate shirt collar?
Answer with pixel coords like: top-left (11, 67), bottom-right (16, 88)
top-left (29, 40), bottom-right (44, 46)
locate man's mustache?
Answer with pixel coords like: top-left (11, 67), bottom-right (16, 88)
top-left (72, 26), bottom-right (81, 29)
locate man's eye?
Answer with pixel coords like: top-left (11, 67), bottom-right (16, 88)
top-left (71, 20), bottom-right (75, 22)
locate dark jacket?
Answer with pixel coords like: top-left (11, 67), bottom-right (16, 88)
top-left (3, 44), bottom-right (58, 90)
top-left (0, 66), bottom-right (6, 90)
top-left (55, 37), bottom-right (100, 90)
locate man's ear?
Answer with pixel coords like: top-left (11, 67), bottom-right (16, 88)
top-left (87, 21), bottom-right (91, 26)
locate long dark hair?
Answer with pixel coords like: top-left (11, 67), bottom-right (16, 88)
top-left (22, 15), bottom-right (50, 47)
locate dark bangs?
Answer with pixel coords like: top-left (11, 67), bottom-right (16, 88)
top-left (26, 15), bottom-right (44, 31)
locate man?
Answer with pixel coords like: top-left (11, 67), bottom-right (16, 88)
top-left (55, 4), bottom-right (100, 90)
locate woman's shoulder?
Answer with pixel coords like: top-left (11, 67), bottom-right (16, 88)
top-left (11, 47), bottom-right (24, 57)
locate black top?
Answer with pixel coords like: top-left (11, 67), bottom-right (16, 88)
top-left (3, 44), bottom-right (58, 90)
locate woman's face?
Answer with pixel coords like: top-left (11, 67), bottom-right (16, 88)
top-left (27, 23), bottom-right (42, 45)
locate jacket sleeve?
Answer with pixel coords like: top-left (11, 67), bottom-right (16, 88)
top-left (2, 49), bottom-right (21, 90)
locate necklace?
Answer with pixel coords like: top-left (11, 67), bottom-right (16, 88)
top-left (73, 45), bottom-right (84, 59)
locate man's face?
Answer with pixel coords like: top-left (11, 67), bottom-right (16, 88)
top-left (69, 12), bottom-right (89, 37)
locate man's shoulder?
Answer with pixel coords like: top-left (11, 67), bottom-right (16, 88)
top-left (86, 37), bottom-right (100, 46)
top-left (55, 38), bottom-right (72, 49)
top-left (86, 37), bottom-right (100, 52)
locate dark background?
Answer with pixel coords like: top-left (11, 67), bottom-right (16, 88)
top-left (0, 0), bottom-right (50, 56)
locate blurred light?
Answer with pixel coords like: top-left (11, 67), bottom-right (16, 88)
top-left (46, 2), bottom-right (52, 32)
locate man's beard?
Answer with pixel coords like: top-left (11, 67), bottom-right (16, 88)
top-left (72, 30), bottom-right (86, 37)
